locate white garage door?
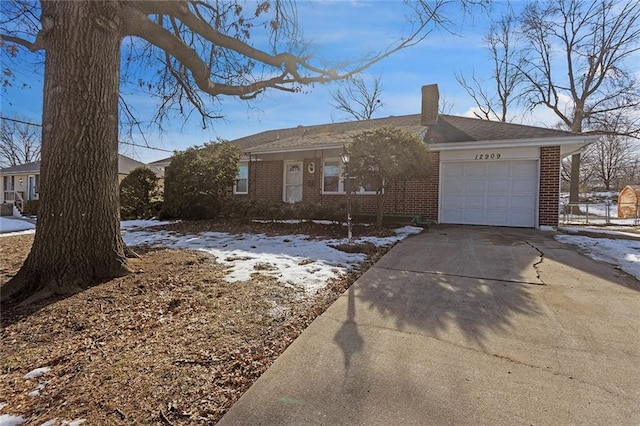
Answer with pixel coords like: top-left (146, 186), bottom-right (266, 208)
top-left (440, 160), bottom-right (538, 227)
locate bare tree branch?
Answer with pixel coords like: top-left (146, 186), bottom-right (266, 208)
top-left (330, 75), bottom-right (384, 121)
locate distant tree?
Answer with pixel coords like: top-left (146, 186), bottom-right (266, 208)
top-left (518, 0), bottom-right (640, 202)
top-left (330, 75), bottom-right (384, 121)
top-left (119, 167), bottom-right (159, 220)
top-left (349, 126), bottom-right (431, 228)
top-left (456, 8), bottom-right (524, 122)
top-left (163, 141), bottom-right (239, 220)
top-left (0, 117), bottom-right (41, 167)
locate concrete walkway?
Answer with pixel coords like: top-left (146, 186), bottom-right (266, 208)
top-left (219, 225), bottom-right (640, 425)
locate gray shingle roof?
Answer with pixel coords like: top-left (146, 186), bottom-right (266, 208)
top-left (426, 115), bottom-right (577, 143)
top-left (234, 113), bottom-right (579, 154)
top-left (1, 155), bottom-right (145, 175)
top-left (240, 114), bottom-right (426, 153)
top-left (0, 161), bottom-right (41, 175)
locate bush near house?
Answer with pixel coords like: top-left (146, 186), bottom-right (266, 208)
top-left (22, 200), bottom-right (39, 216)
top-left (120, 167), bottom-right (161, 220)
top-left (162, 142), bottom-right (240, 220)
top-left (221, 199), bottom-right (351, 224)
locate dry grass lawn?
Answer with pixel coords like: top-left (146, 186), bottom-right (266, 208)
top-left (0, 221), bottom-right (390, 425)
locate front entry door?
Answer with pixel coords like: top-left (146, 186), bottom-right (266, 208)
top-left (284, 162), bottom-right (303, 203)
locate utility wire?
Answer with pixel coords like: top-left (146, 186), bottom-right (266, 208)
top-left (0, 115), bottom-right (174, 153)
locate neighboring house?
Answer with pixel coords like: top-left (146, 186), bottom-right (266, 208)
top-left (226, 84), bottom-right (600, 229)
top-left (0, 154), bottom-right (145, 214)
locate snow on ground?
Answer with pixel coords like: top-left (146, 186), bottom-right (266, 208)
top-left (123, 225), bottom-right (423, 294)
top-left (555, 233), bottom-right (640, 281)
top-left (0, 217), bottom-right (35, 236)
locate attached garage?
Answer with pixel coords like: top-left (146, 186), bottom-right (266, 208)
top-left (440, 159), bottom-right (538, 227)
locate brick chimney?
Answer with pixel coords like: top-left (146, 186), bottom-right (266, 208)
top-left (421, 84), bottom-right (439, 126)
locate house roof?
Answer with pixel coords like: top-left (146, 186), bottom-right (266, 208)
top-left (1, 155), bottom-right (145, 175)
top-left (0, 161), bottom-right (41, 175)
top-left (118, 154), bottom-right (146, 175)
top-left (240, 113), bottom-right (587, 155)
top-left (426, 115), bottom-right (577, 143)
top-left (242, 114), bottom-right (426, 154)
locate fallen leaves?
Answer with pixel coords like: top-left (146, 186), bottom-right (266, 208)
top-left (0, 222), bottom-right (389, 424)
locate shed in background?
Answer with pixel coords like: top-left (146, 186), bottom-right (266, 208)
top-left (618, 185), bottom-right (640, 218)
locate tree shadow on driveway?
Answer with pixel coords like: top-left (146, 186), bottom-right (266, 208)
top-left (354, 268), bottom-right (542, 348)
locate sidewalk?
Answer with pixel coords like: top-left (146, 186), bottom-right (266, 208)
top-left (0, 216), bottom-right (36, 234)
top-left (218, 226), bottom-right (640, 425)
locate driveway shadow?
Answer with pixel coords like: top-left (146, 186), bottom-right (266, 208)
top-left (355, 268), bottom-right (541, 347)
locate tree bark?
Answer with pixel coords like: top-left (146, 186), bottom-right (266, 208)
top-left (569, 153), bottom-right (581, 203)
top-left (1, 0), bottom-right (128, 304)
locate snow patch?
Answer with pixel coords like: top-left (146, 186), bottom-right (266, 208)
top-left (555, 234), bottom-right (640, 280)
top-left (23, 367), bottom-right (50, 379)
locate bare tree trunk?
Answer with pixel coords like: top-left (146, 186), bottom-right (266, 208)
top-left (569, 153), bottom-right (581, 203)
top-left (1, 0), bottom-right (128, 304)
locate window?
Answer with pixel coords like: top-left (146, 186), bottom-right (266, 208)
top-left (3, 176), bottom-right (15, 191)
top-left (234, 163), bottom-right (248, 194)
top-left (34, 175), bottom-right (39, 194)
top-left (323, 160), bottom-right (341, 193)
top-left (322, 159), bottom-right (379, 194)
top-left (354, 176), bottom-right (378, 194)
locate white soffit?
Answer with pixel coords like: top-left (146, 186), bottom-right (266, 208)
top-left (429, 135), bottom-right (601, 152)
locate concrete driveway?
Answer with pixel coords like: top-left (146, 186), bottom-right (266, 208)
top-left (219, 225), bottom-right (640, 425)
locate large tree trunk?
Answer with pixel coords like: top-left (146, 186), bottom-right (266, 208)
top-left (569, 153), bottom-right (581, 203)
top-left (1, 0), bottom-right (128, 304)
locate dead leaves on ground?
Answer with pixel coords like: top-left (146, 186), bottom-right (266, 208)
top-left (0, 224), bottom-right (388, 424)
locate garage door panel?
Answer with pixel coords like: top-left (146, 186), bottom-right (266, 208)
top-left (464, 180), bottom-right (486, 192)
top-left (488, 163), bottom-right (510, 176)
top-left (511, 195), bottom-right (536, 208)
top-left (443, 179), bottom-right (463, 192)
top-left (441, 160), bottom-right (538, 228)
top-left (442, 209), bottom-right (463, 222)
top-left (465, 195), bottom-right (485, 208)
top-left (486, 210), bottom-right (509, 226)
top-left (509, 211), bottom-right (536, 227)
top-left (441, 196), bottom-right (463, 208)
top-left (444, 163), bottom-right (464, 176)
top-left (487, 180), bottom-right (509, 193)
top-left (487, 195), bottom-right (509, 208)
top-left (463, 210), bottom-right (486, 224)
top-left (465, 163), bottom-right (487, 176)
top-left (512, 162), bottom-right (538, 177)
top-left (512, 179), bottom-right (535, 193)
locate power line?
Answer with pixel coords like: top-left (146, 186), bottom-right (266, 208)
top-left (0, 115), bottom-right (174, 153)
top-left (0, 115), bottom-right (41, 127)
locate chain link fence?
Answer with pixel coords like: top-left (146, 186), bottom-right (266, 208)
top-left (560, 201), bottom-right (639, 226)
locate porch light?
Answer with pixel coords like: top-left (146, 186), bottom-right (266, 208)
top-left (342, 144), bottom-right (352, 243)
top-left (340, 145), bottom-right (350, 165)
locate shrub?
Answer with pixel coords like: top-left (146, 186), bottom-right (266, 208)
top-left (22, 199), bottom-right (40, 216)
top-left (120, 167), bottom-right (160, 220)
top-left (162, 141), bottom-right (239, 220)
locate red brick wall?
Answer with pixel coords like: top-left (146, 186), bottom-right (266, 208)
top-left (249, 160), bottom-right (283, 201)
top-left (424, 152), bottom-right (439, 222)
top-left (244, 154), bottom-right (440, 219)
top-left (539, 146), bottom-right (561, 227)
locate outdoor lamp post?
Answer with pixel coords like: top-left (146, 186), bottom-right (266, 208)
top-left (341, 145), bottom-right (353, 242)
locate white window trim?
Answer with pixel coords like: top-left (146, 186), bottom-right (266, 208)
top-left (233, 162), bottom-right (249, 194)
top-left (321, 158), bottom-right (378, 195)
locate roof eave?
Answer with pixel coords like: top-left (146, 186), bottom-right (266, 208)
top-left (245, 143), bottom-right (344, 155)
top-left (429, 134), bottom-right (601, 151)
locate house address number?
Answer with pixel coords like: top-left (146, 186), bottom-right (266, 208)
top-left (474, 153), bottom-right (501, 160)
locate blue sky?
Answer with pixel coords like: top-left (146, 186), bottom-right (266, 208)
top-left (2, 1), bottom-right (560, 164)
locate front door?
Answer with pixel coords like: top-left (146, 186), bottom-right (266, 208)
top-left (283, 162), bottom-right (303, 203)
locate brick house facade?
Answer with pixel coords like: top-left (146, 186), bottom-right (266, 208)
top-left (151, 84), bottom-right (599, 228)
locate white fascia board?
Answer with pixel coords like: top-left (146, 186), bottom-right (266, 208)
top-left (244, 143), bottom-right (343, 156)
top-left (429, 135), bottom-right (601, 152)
